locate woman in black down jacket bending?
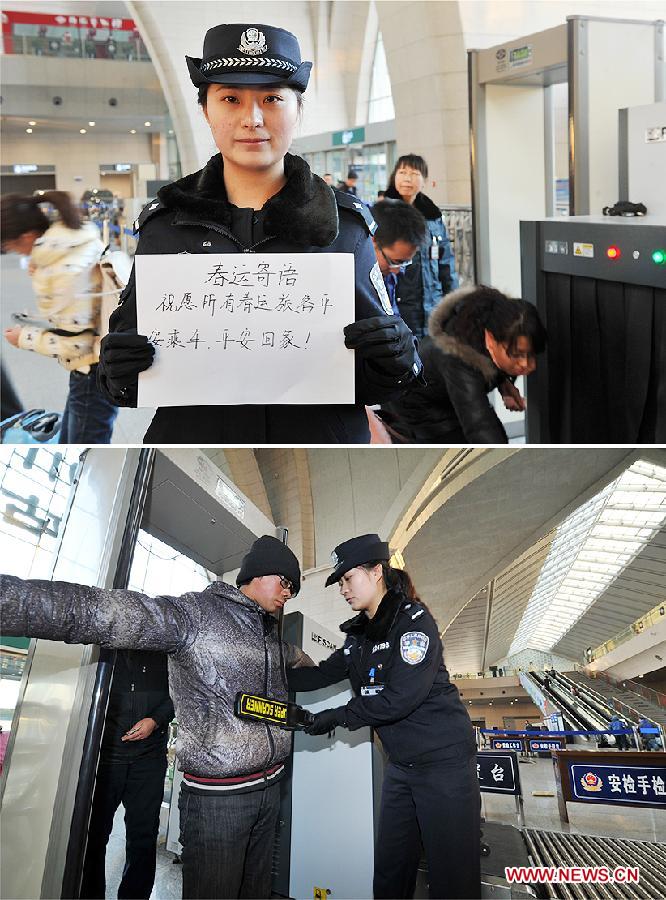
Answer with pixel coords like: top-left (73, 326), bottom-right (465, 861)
top-left (379, 285), bottom-right (546, 443)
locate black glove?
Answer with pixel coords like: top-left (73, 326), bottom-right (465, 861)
top-left (344, 315), bottom-right (424, 404)
top-left (304, 706), bottom-right (348, 736)
top-left (97, 331), bottom-right (154, 407)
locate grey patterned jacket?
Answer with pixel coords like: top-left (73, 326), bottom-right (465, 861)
top-left (0, 574), bottom-right (313, 778)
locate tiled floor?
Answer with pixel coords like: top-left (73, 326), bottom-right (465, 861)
top-left (105, 804), bottom-right (182, 900)
top-left (103, 757), bottom-right (664, 898)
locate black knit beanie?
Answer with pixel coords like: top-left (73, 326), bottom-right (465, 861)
top-left (236, 535), bottom-right (301, 596)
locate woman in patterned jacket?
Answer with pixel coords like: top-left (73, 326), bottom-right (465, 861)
top-left (2, 190), bottom-right (117, 442)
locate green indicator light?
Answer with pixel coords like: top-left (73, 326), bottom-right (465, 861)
top-left (652, 249), bottom-right (666, 265)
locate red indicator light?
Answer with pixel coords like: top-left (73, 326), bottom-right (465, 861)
top-left (607, 246), bottom-right (621, 259)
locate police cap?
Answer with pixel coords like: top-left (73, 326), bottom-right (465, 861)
top-left (325, 534), bottom-right (391, 587)
top-left (186, 24), bottom-right (312, 91)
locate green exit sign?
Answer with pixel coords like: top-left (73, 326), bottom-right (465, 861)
top-left (332, 126), bottom-right (365, 146)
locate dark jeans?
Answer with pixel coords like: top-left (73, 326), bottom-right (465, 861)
top-left (178, 783), bottom-right (281, 899)
top-left (374, 743), bottom-right (481, 900)
top-left (60, 367), bottom-right (117, 444)
top-left (80, 755), bottom-right (167, 900)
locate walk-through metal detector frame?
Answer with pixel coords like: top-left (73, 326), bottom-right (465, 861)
top-left (0, 449), bottom-right (275, 899)
top-left (469, 16), bottom-right (665, 291)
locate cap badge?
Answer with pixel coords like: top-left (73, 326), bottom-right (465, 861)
top-left (331, 550), bottom-right (340, 567)
top-left (239, 28), bottom-right (267, 56)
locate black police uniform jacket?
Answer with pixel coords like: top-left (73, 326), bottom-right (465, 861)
top-left (288, 590), bottom-right (474, 765)
top-left (100, 153), bottom-right (398, 444)
top-left (380, 287), bottom-right (510, 443)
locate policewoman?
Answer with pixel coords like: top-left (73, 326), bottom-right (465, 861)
top-left (98, 23), bottom-right (421, 443)
top-left (288, 535), bottom-right (481, 899)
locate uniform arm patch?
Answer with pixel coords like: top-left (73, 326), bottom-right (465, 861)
top-left (369, 262), bottom-right (395, 316)
top-left (400, 631), bottom-right (429, 665)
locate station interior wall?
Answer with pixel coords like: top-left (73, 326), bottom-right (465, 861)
top-left (2, 131), bottom-right (155, 196)
top-left (471, 703), bottom-right (543, 730)
top-left (4, 0), bottom-right (665, 206)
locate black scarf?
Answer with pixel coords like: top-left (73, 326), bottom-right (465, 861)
top-left (340, 590), bottom-right (405, 642)
top-left (158, 152), bottom-right (339, 247)
top-left (384, 184), bottom-right (441, 221)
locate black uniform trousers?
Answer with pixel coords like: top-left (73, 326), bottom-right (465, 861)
top-left (81, 755), bottom-right (167, 899)
top-left (374, 742), bottom-right (481, 900)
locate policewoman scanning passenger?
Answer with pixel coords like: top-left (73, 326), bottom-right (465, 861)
top-left (98, 24), bottom-right (421, 443)
top-left (288, 535), bottom-right (481, 900)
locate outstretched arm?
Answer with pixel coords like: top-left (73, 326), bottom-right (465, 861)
top-left (0, 574), bottom-right (196, 654)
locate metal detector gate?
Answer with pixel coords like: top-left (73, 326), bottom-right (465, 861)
top-left (469, 16), bottom-right (665, 293)
top-left (0, 448), bottom-right (275, 899)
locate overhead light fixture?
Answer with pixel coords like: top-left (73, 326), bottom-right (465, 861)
top-left (144, 121), bottom-right (151, 126)
top-left (88, 121), bottom-right (96, 126)
top-left (80, 128), bottom-right (87, 134)
top-left (168, 129), bottom-right (174, 135)
top-left (130, 129), bottom-right (137, 134)
top-left (26, 128), bottom-right (33, 133)
top-left (28, 120), bottom-right (36, 126)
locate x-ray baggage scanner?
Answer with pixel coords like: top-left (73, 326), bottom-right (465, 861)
top-left (520, 216), bottom-right (666, 443)
top-left (273, 612), bottom-right (384, 900)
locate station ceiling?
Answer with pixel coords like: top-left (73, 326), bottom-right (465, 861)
top-left (207, 448), bottom-right (666, 678)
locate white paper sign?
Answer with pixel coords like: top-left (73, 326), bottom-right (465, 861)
top-left (135, 253), bottom-right (355, 407)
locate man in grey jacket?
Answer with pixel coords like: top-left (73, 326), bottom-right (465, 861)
top-left (0, 535), bottom-right (314, 899)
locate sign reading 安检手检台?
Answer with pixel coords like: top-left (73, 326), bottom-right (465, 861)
top-left (135, 253), bottom-right (355, 407)
top-left (569, 762), bottom-right (666, 806)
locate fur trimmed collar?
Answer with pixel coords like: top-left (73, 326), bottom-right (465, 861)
top-left (384, 185), bottom-right (442, 220)
top-left (158, 152), bottom-right (338, 247)
top-left (340, 590), bottom-right (404, 642)
top-left (428, 286), bottom-right (499, 383)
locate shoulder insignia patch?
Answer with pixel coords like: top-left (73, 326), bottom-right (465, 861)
top-left (134, 199), bottom-right (166, 234)
top-left (335, 191), bottom-right (377, 235)
top-left (370, 261), bottom-right (394, 315)
top-left (400, 631), bottom-right (429, 665)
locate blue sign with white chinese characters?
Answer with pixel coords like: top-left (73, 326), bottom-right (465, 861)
top-left (569, 763), bottom-right (666, 806)
top-left (477, 751), bottom-right (521, 795)
top-left (529, 738), bottom-right (565, 752)
top-left (490, 738), bottom-right (523, 751)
